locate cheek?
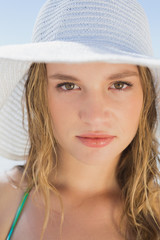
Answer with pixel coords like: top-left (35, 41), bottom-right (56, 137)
top-left (48, 93), bottom-right (76, 133)
top-left (121, 91), bottom-right (143, 133)
top-left (48, 95), bottom-right (78, 148)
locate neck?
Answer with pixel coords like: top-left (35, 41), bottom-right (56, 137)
top-left (51, 151), bottom-right (121, 198)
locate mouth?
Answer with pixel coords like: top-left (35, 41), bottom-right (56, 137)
top-left (77, 133), bottom-right (115, 138)
top-left (76, 136), bottom-right (115, 148)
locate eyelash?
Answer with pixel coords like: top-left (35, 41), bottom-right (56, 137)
top-left (55, 81), bottom-right (133, 92)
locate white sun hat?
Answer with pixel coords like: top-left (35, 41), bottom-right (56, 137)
top-left (0, 0), bottom-right (160, 160)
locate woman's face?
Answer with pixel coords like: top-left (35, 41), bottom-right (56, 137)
top-left (47, 62), bottom-right (143, 166)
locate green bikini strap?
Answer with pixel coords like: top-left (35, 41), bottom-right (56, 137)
top-left (6, 187), bottom-right (31, 240)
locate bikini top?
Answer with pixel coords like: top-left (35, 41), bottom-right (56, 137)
top-left (6, 188), bottom-right (31, 240)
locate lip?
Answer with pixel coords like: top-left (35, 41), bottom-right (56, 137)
top-left (76, 135), bottom-right (115, 148)
top-left (77, 133), bottom-right (115, 138)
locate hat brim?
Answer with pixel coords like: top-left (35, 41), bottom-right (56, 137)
top-left (0, 41), bottom-right (160, 65)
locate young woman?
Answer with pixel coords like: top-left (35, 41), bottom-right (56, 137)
top-left (0, 1), bottom-right (160, 240)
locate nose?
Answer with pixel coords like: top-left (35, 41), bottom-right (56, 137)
top-left (79, 91), bottom-right (112, 126)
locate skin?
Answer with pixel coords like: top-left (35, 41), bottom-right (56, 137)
top-left (46, 62), bottom-right (143, 210)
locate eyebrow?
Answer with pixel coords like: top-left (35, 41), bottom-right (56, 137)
top-left (48, 71), bottom-right (139, 81)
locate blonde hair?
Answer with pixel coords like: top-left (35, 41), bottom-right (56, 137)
top-left (17, 63), bottom-right (160, 240)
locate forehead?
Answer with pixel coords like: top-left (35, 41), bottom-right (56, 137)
top-left (46, 63), bottom-right (139, 82)
top-left (46, 62), bottom-right (138, 72)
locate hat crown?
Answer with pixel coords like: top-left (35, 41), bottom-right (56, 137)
top-left (32, 0), bottom-right (153, 56)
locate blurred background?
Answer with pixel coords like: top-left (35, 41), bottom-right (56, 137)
top-left (0, 0), bottom-right (160, 173)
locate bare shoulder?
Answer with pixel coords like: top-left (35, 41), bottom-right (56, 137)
top-left (0, 165), bottom-right (26, 195)
top-left (0, 166), bottom-right (26, 239)
top-left (152, 187), bottom-right (160, 220)
top-left (149, 181), bottom-right (160, 224)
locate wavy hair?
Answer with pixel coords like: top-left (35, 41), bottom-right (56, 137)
top-left (17, 63), bottom-right (160, 240)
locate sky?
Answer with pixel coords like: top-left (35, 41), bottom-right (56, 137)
top-left (0, 0), bottom-right (160, 172)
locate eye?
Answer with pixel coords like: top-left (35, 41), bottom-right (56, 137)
top-left (110, 81), bottom-right (133, 91)
top-left (56, 82), bottom-right (79, 91)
